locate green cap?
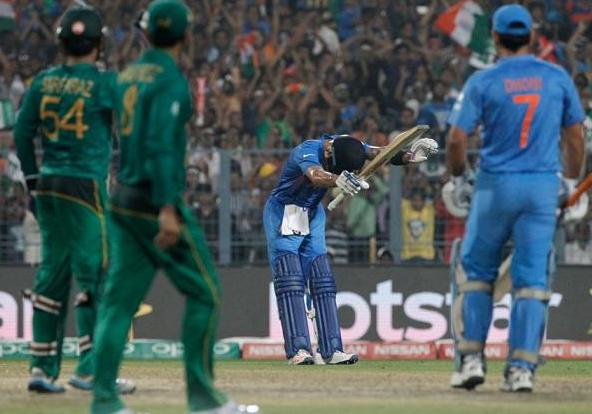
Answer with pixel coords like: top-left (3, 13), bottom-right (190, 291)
top-left (57, 6), bottom-right (103, 40)
top-left (141, 0), bottom-right (192, 44)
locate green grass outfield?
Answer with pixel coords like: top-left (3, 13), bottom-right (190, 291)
top-left (1, 360), bottom-right (592, 414)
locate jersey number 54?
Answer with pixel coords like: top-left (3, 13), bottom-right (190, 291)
top-left (40, 95), bottom-right (89, 140)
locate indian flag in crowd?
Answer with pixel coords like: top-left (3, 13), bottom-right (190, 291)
top-left (0, 0), bottom-right (15, 32)
top-left (435, 0), bottom-right (495, 68)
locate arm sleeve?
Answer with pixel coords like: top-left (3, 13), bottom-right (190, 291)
top-left (145, 85), bottom-right (187, 206)
top-left (13, 78), bottom-right (41, 178)
top-left (561, 73), bottom-right (586, 127)
top-left (99, 71), bottom-right (118, 111)
top-left (447, 74), bottom-right (482, 135)
top-left (294, 141), bottom-right (323, 174)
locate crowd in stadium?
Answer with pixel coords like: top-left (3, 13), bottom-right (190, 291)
top-left (1, 0), bottom-right (592, 265)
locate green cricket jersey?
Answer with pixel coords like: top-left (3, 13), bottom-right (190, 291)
top-left (115, 48), bottom-right (192, 207)
top-left (14, 64), bottom-right (115, 180)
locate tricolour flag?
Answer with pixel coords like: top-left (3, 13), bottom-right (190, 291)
top-left (0, 1), bottom-right (15, 32)
top-left (435, 0), bottom-right (494, 68)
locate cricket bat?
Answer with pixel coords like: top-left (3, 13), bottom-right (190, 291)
top-left (493, 172), bottom-right (592, 301)
top-left (327, 124), bottom-right (430, 211)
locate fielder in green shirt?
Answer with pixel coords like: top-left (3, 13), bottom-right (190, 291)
top-left (91, 1), bottom-right (254, 413)
top-left (14, 5), bottom-right (133, 395)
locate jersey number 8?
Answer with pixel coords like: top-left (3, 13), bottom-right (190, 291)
top-left (40, 95), bottom-right (89, 140)
top-left (121, 85), bottom-right (138, 136)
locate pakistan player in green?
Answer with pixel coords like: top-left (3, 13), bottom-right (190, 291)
top-left (91, 2), bottom-right (255, 413)
top-left (14, 6), bottom-right (134, 394)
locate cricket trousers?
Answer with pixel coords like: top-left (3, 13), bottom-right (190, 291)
top-left (453, 171), bottom-right (559, 371)
top-left (91, 184), bottom-right (227, 414)
top-left (29, 175), bottom-right (108, 379)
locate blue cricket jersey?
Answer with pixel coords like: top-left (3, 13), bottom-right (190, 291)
top-left (270, 139), bottom-right (329, 208)
top-left (448, 55), bottom-right (584, 173)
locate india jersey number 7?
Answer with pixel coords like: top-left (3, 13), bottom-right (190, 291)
top-left (512, 93), bottom-right (540, 149)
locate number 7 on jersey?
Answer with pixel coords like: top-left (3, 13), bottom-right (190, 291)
top-left (512, 94), bottom-right (540, 149)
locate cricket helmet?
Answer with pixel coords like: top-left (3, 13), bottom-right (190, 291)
top-left (328, 135), bottom-right (366, 174)
top-left (442, 172), bottom-right (475, 219)
top-left (442, 181), bottom-right (469, 218)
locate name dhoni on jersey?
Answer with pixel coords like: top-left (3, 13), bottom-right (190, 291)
top-left (503, 77), bottom-right (543, 93)
top-left (118, 64), bottom-right (163, 84)
top-left (41, 76), bottom-right (94, 98)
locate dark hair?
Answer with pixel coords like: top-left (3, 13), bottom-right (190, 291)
top-left (61, 37), bottom-right (101, 56)
top-left (149, 32), bottom-right (186, 48)
top-left (410, 187), bottom-right (426, 199)
top-left (497, 33), bottom-right (531, 52)
top-left (401, 107), bottom-right (415, 116)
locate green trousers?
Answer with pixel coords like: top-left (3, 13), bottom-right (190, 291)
top-left (30, 175), bottom-right (108, 379)
top-left (91, 185), bottom-right (227, 414)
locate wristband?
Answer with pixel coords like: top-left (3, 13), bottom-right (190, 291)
top-left (390, 151), bottom-right (407, 166)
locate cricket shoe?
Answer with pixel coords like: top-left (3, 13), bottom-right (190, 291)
top-left (68, 375), bottom-right (136, 394)
top-left (313, 351), bottom-right (325, 365)
top-left (288, 349), bottom-right (314, 365)
top-left (324, 350), bottom-right (358, 365)
top-left (27, 367), bottom-right (65, 393)
top-left (191, 400), bottom-right (261, 413)
top-left (501, 366), bottom-right (534, 393)
top-left (450, 353), bottom-right (485, 390)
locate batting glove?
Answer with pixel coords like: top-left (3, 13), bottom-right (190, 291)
top-left (407, 138), bottom-right (439, 163)
top-left (559, 177), bottom-right (589, 221)
top-left (336, 171), bottom-right (370, 196)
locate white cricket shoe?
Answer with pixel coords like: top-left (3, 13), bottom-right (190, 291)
top-left (313, 351), bottom-right (325, 365)
top-left (450, 353), bottom-right (485, 390)
top-left (288, 349), bottom-right (314, 365)
top-left (501, 366), bottom-right (534, 393)
top-left (324, 350), bottom-right (358, 365)
top-left (191, 401), bottom-right (260, 413)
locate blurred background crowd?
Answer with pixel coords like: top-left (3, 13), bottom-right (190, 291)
top-left (1, 0), bottom-right (592, 266)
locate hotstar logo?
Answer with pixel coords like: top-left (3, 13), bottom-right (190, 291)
top-left (267, 281), bottom-right (563, 342)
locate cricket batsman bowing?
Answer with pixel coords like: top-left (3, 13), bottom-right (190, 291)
top-left (446, 5), bottom-right (585, 392)
top-left (264, 133), bottom-right (438, 365)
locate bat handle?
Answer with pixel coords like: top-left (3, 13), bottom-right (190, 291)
top-left (328, 193), bottom-right (345, 211)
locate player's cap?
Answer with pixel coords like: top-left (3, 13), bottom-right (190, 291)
top-left (57, 6), bottom-right (103, 40)
top-left (140, 0), bottom-right (192, 44)
top-left (330, 136), bottom-right (366, 174)
top-left (493, 4), bottom-right (532, 36)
